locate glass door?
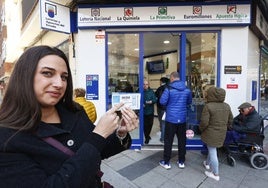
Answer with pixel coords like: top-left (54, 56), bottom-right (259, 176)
top-left (107, 33), bottom-right (141, 148)
top-left (185, 32), bottom-right (218, 139)
top-left (107, 31), bottom-right (219, 148)
top-left (259, 47), bottom-right (268, 117)
top-left (143, 32), bottom-right (180, 145)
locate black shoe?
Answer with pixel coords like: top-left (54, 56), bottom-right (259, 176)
top-left (145, 138), bottom-right (150, 144)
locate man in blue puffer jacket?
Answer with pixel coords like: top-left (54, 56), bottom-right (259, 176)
top-left (159, 71), bottom-right (192, 170)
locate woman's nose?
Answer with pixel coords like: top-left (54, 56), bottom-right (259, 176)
top-left (52, 76), bottom-right (64, 87)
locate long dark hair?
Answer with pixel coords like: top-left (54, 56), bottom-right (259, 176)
top-left (0, 45), bottom-right (77, 132)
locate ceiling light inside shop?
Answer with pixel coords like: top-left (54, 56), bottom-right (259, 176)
top-left (163, 40), bottom-right (170, 44)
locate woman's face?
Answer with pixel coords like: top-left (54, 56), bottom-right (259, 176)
top-left (34, 55), bottom-right (68, 107)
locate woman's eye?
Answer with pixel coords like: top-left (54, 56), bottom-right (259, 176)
top-left (61, 75), bottom-right (68, 81)
top-left (42, 71), bottom-right (52, 77)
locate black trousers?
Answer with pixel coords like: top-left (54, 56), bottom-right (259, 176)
top-left (143, 114), bottom-right (154, 140)
top-left (163, 121), bottom-right (186, 163)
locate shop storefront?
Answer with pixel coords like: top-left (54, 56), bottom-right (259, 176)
top-left (73, 1), bottom-right (267, 149)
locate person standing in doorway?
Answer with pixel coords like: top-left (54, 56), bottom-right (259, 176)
top-left (143, 79), bottom-right (157, 144)
top-left (199, 86), bottom-right (233, 181)
top-left (155, 77), bottom-right (169, 142)
top-left (74, 88), bottom-right (97, 123)
top-left (159, 71), bottom-right (192, 169)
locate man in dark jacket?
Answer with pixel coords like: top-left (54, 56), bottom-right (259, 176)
top-left (143, 79), bottom-right (157, 144)
top-left (155, 77), bottom-right (169, 142)
top-left (225, 102), bottom-right (262, 144)
top-left (159, 72), bottom-right (192, 169)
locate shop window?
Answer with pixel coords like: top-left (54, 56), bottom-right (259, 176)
top-left (107, 33), bottom-right (140, 140)
top-left (186, 32), bottom-right (218, 130)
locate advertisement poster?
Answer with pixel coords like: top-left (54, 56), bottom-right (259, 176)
top-left (252, 80), bottom-right (257, 100)
top-left (86, 75), bottom-right (99, 100)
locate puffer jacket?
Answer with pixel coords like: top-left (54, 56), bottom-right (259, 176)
top-left (75, 97), bottom-right (97, 123)
top-left (160, 80), bottom-right (192, 124)
top-left (199, 87), bottom-right (233, 147)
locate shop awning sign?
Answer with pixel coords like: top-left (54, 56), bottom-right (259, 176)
top-left (40, 0), bottom-right (71, 34)
top-left (78, 4), bottom-right (251, 28)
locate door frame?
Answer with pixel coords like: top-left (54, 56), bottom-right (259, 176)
top-left (106, 30), bottom-right (221, 150)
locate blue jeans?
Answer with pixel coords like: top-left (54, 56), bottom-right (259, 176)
top-left (206, 146), bottom-right (219, 175)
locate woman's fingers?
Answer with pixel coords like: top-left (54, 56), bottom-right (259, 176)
top-left (108, 103), bottom-right (125, 114)
top-left (120, 107), bottom-right (139, 132)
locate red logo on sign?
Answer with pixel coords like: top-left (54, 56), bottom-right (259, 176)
top-left (227, 5), bottom-right (236, 14)
top-left (193, 6), bottom-right (202, 15)
top-left (124, 8), bottom-right (133, 17)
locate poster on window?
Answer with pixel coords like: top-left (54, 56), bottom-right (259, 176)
top-left (86, 74), bottom-right (99, 100)
top-left (252, 80), bottom-right (257, 100)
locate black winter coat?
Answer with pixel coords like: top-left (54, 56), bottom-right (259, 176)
top-left (232, 107), bottom-right (262, 134)
top-left (0, 104), bottom-right (131, 188)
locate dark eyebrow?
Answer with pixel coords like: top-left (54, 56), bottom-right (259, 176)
top-left (41, 66), bottom-right (68, 74)
top-left (41, 66), bottom-right (54, 71)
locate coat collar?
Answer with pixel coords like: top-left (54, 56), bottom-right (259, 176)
top-left (36, 104), bottom-right (79, 138)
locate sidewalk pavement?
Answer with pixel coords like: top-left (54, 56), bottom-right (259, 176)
top-left (101, 128), bottom-right (268, 188)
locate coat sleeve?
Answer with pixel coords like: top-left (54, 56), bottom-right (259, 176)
top-left (227, 108), bottom-right (233, 129)
top-left (151, 90), bottom-right (157, 104)
top-left (159, 88), bottom-right (169, 106)
top-left (199, 105), bottom-right (210, 132)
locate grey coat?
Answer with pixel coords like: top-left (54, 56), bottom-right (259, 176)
top-left (199, 87), bottom-right (233, 147)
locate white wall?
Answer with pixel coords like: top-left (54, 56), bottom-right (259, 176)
top-left (221, 27), bottom-right (260, 116)
top-left (247, 29), bottom-right (260, 108)
top-left (75, 29), bottom-right (107, 123)
top-left (35, 32), bottom-right (69, 47)
top-left (5, 0), bottom-right (23, 62)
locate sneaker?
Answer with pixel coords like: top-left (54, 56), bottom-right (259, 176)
top-left (203, 161), bottom-right (210, 170)
top-left (205, 171), bottom-right (220, 181)
top-left (159, 160), bottom-right (171, 170)
top-left (177, 161), bottom-right (185, 169)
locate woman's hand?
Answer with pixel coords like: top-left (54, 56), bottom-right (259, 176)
top-left (93, 103), bottom-right (124, 138)
top-left (116, 107), bottom-right (139, 137)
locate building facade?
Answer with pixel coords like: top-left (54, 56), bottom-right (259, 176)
top-left (2, 0), bottom-right (268, 149)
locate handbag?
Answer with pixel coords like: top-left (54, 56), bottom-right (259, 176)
top-left (42, 137), bottom-right (113, 188)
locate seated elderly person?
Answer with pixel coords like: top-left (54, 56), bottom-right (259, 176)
top-left (225, 102), bottom-right (262, 144)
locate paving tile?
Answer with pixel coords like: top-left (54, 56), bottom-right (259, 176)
top-left (99, 127), bottom-right (268, 188)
